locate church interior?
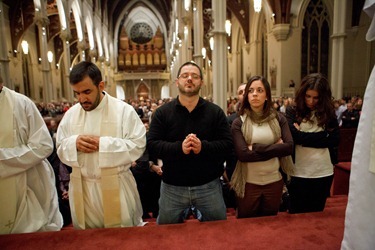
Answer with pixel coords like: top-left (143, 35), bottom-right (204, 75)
top-left (1, 1), bottom-right (375, 249)
top-left (0, 0), bottom-right (373, 113)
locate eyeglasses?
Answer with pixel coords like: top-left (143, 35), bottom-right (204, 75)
top-left (178, 73), bottom-right (201, 80)
top-left (249, 87), bottom-right (265, 94)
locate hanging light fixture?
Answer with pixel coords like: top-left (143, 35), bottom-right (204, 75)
top-left (254, 0), bottom-right (262, 13)
top-left (21, 40), bottom-right (29, 54)
top-left (47, 51), bottom-right (54, 63)
top-left (225, 20), bottom-right (231, 36)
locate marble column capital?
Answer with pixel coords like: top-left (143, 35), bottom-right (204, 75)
top-left (35, 17), bottom-right (50, 27)
top-left (77, 41), bottom-right (86, 50)
top-left (60, 30), bottom-right (72, 41)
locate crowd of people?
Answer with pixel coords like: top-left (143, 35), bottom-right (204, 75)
top-left (0, 61), bottom-right (362, 234)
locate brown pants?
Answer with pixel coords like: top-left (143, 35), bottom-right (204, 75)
top-left (236, 179), bottom-right (284, 218)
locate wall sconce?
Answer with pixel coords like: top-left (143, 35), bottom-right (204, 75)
top-left (225, 20), bottom-right (231, 36)
top-left (209, 37), bottom-right (214, 50)
top-left (175, 19), bottom-right (179, 39)
top-left (254, 0), bottom-right (262, 13)
top-left (47, 51), bottom-right (53, 63)
top-left (21, 40), bottom-right (29, 54)
top-left (202, 47), bottom-right (206, 59)
top-left (184, 26), bottom-right (189, 37)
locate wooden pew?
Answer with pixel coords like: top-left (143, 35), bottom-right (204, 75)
top-left (331, 128), bottom-right (357, 195)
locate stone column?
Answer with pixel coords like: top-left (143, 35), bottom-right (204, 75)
top-left (193, 0), bottom-right (204, 68)
top-left (102, 54), bottom-right (115, 96)
top-left (212, 0), bottom-right (227, 112)
top-left (0, 1), bottom-right (11, 88)
top-left (36, 17), bottom-right (53, 102)
top-left (331, 0), bottom-right (347, 99)
top-left (181, 15), bottom-right (192, 63)
top-left (175, 1), bottom-right (183, 69)
top-left (90, 48), bottom-right (98, 63)
top-left (60, 30), bottom-right (73, 102)
top-left (271, 23), bottom-right (291, 97)
top-left (77, 40), bottom-right (86, 62)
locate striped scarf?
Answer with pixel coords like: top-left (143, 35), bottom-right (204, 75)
top-left (230, 110), bottom-right (294, 198)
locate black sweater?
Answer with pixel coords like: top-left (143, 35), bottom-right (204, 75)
top-left (147, 97), bottom-right (233, 186)
top-left (285, 106), bottom-right (340, 164)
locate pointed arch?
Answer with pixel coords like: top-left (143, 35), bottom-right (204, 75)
top-left (301, 0), bottom-right (330, 78)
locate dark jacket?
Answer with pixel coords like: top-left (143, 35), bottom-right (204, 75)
top-left (341, 109), bottom-right (360, 128)
top-left (285, 106), bottom-right (340, 164)
top-left (147, 97), bottom-right (233, 186)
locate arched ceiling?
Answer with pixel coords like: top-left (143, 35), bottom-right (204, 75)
top-left (7, 0), bottom-right (326, 66)
top-left (107, 0), bottom-right (172, 34)
top-left (3, 0), bottom-right (251, 63)
top-left (124, 6), bottom-right (161, 35)
top-left (108, 0), bottom-right (250, 41)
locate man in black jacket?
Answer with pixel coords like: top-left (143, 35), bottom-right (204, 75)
top-left (341, 102), bottom-right (360, 128)
top-left (147, 61), bottom-right (233, 224)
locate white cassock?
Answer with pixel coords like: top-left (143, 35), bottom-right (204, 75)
top-left (0, 87), bottom-right (63, 234)
top-left (56, 93), bottom-right (146, 229)
top-left (341, 1), bottom-right (375, 249)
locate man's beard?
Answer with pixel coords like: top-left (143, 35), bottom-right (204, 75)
top-left (178, 84), bottom-right (201, 97)
top-left (80, 91), bottom-right (101, 111)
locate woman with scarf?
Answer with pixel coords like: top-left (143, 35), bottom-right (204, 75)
top-left (285, 73), bottom-right (339, 213)
top-left (230, 76), bottom-right (294, 218)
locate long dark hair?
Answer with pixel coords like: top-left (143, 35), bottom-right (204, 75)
top-left (239, 75), bottom-right (274, 117)
top-left (294, 73), bottom-right (335, 127)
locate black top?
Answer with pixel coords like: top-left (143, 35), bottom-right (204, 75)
top-left (147, 97), bottom-right (233, 186)
top-left (341, 109), bottom-right (360, 128)
top-left (285, 106), bottom-right (340, 164)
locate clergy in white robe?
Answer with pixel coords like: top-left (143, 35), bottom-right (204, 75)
top-left (56, 61), bottom-right (146, 229)
top-left (341, 1), bottom-right (375, 249)
top-left (0, 83), bottom-right (63, 234)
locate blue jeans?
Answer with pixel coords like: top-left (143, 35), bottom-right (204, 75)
top-left (157, 178), bottom-right (227, 224)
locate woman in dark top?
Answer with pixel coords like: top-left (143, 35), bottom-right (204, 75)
top-left (285, 73), bottom-right (340, 213)
top-left (230, 76), bottom-right (294, 218)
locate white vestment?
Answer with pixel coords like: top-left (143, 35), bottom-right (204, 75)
top-left (56, 93), bottom-right (146, 229)
top-left (341, 1), bottom-right (375, 249)
top-left (0, 87), bottom-right (63, 234)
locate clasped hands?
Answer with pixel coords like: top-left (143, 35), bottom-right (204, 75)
top-left (182, 133), bottom-right (202, 155)
top-left (76, 135), bottom-right (100, 153)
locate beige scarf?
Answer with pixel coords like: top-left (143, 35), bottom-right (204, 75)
top-left (0, 87), bottom-right (18, 234)
top-left (230, 110), bottom-right (294, 198)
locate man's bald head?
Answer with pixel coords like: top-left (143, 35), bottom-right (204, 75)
top-left (237, 83), bottom-right (247, 104)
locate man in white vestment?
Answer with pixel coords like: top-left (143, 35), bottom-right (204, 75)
top-left (341, 1), bottom-right (375, 249)
top-left (0, 75), bottom-right (63, 234)
top-left (56, 61), bottom-right (146, 229)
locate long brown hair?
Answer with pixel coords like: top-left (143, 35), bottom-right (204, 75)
top-left (294, 73), bottom-right (335, 127)
top-left (239, 75), bottom-right (274, 118)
